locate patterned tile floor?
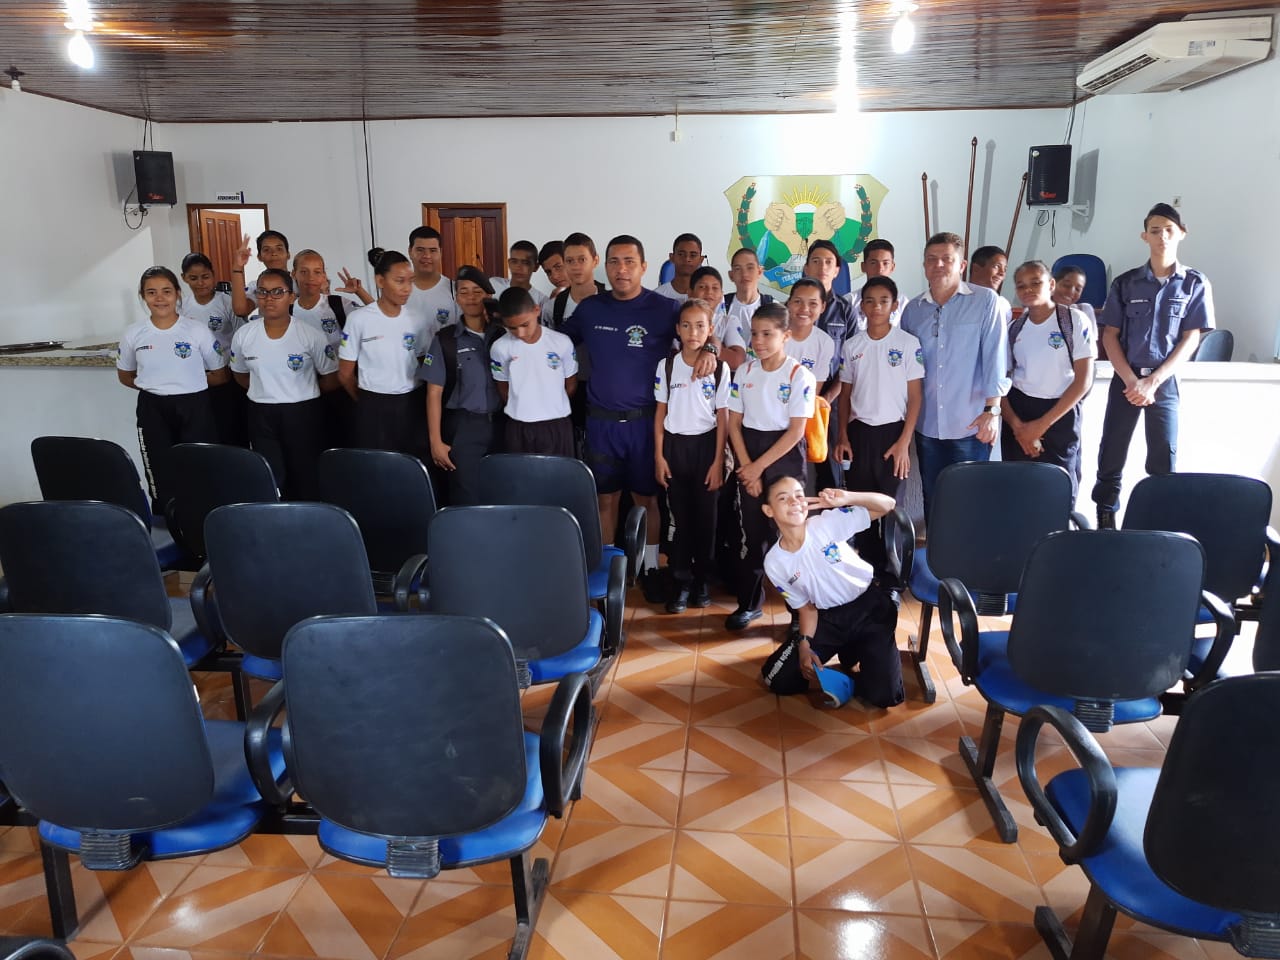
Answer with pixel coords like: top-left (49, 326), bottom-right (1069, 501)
top-left (0, 580), bottom-right (1238, 959)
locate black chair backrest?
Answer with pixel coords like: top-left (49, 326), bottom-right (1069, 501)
top-left (283, 614), bottom-right (527, 838)
top-left (1254, 558), bottom-right (1280, 672)
top-left (476, 454), bottom-right (604, 570)
top-left (31, 436), bottom-right (152, 523)
top-left (1192, 328), bottom-right (1234, 362)
top-left (0, 614), bottom-right (213, 831)
top-left (204, 502), bottom-right (378, 662)
top-left (317, 448), bottom-right (436, 576)
top-left (1123, 473), bottom-right (1271, 604)
top-left (929, 461), bottom-right (1073, 594)
top-left (168, 444), bottom-right (280, 560)
top-left (0, 501), bottom-right (171, 630)
top-left (1146, 672), bottom-right (1280, 916)
top-left (427, 505), bottom-right (591, 661)
top-left (1008, 530), bottom-right (1203, 702)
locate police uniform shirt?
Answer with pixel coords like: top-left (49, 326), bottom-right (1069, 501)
top-left (489, 327), bottom-right (578, 422)
top-left (654, 282), bottom-right (689, 303)
top-left (764, 506), bottom-right (874, 611)
top-left (561, 289), bottom-right (680, 412)
top-left (728, 358), bottom-right (817, 431)
top-left (1100, 261), bottom-right (1214, 371)
top-left (490, 277), bottom-right (548, 308)
top-left (292, 297), bottom-right (344, 349)
top-left (338, 303), bottom-right (428, 395)
top-left (404, 278), bottom-right (458, 343)
top-left (182, 291), bottom-right (240, 355)
top-left (230, 318), bottom-right (337, 404)
top-left (422, 325), bottom-right (501, 414)
top-left (839, 326), bottom-right (925, 426)
top-left (118, 315), bottom-right (226, 395)
top-left (783, 326), bottom-right (836, 383)
top-left (655, 355), bottom-right (730, 436)
top-left (1009, 307), bottom-right (1093, 400)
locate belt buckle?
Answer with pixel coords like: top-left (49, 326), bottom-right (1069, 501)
top-left (1139, 367), bottom-right (1154, 377)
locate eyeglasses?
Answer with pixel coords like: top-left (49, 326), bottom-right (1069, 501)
top-left (254, 287), bottom-right (290, 299)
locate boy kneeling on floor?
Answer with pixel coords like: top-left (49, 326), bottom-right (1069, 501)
top-left (760, 477), bottom-right (904, 708)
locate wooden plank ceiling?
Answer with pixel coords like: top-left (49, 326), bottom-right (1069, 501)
top-left (2, 0), bottom-right (1275, 121)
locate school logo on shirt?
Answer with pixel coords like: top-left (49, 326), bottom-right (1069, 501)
top-left (173, 341), bottom-right (192, 359)
top-left (700, 379), bottom-right (715, 400)
top-left (625, 325), bottom-right (646, 348)
top-left (324, 345), bottom-right (336, 361)
top-left (546, 351), bottom-right (562, 370)
top-left (1048, 331), bottom-right (1065, 350)
top-left (915, 348), bottom-right (924, 365)
top-left (322, 317), bottom-right (338, 334)
top-left (800, 357), bottom-right (816, 369)
top-left (424, 353), bottom-right (433, 367)
top-left (402, 333), bottom-right (416, 352)
top-left (491, 359), bottom-right (503, 374)
top-left (778, 382), bottom-right (792, 403)
top-left (887, 348), bottom-right (904, 367)
top-left (436, 308), bottom-right (451, 324)
top-left (730, 381), bottom-right (741, 399)
top-left (212, 341), bottom-right (224, 356)
top-left (287, 353), bottom-right (305, 371)
top-left (822, 542), bottom-right (841, 564)
top-left (208, 316), bottom-right (224, 332)
top-left (340, 331), bottom-right (351, 346)
top-left (803, 384), bottom-right (812, 402)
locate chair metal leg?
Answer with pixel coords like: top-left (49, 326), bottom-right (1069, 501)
top-left (232, 670), bottom-right (252, 721)
top-left (1034, 885), bottom-right (1117, 960)
top-left (507, 853), bottom-right (548, 960)
top-left (40, 845), bottom-right (78, 941)
top-left (909, 602), bottom-right (937, 703)
top-left (959, 702), bottom-right (1017, 842)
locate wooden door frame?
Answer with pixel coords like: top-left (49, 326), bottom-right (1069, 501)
top-left (422, 202), bottom-right (508, 278)
top-left (187, 203), bottom-right (271, 253)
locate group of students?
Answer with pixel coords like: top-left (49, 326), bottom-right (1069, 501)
top-left (115, 200), bottom-right (1212, 711)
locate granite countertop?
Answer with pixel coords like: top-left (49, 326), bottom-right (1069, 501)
top-left (0, 342), bottom-right (118, 368)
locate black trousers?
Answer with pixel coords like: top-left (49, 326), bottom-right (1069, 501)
top-left (735, 428), bottom-right (806, 611)
top-left (442, 409), bottom-right (497, 506)
top-left (1001, 387), bottom-right (1082, 503)
top-left (249, 397), bottom-right (325, 500)
top-left (210, 378), bottom-right (249, 447)
top-left (846, 419), bottom-right (906, 585)
top-left (505, 416), bottom-right (574, 458)
top-left (1092, 374), bottom-right (1179, 515)
top-left (761, 585), bottom-right (903, 707)
top-left (321, 387), bottom-right (356, 451)
top-left (355, 388), bottom-right (423, 458)
top-left (136, 389), bottom-right (217, 513)
top-left (665, 429), bottom-right (720, 584)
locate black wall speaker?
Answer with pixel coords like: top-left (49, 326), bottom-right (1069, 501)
top-left (1026, 145), bottom-right (1072, 206)
top-left (133, 150), bottom-right (177, 206)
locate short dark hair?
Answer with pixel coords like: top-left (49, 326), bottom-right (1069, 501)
top-left (1015, 259), bottom-right (1051, 281)
top-left (689, 265), bottom-right (723, 291)
top-left (806, 239), bottom-right (841, 265)
top-left (498, 287), bottom-right (538, 319)
top-left (606, 234), bottom-right (645, 262)
top-left (1053, 263), bottom-right (1087, 282)
top-left (256, 230), bottom-right (289, 254)
top-left (863, 239), bottom-right (895, 259)
top-left (376, 250), bottom-right (410, 276)
top-left (138, 265), bottom-right (181, 300)
top-left (672, 232), bottom-right (702, 251)
top-left (257, 268), bottom-right (294, 293)
top-left (730, 247), bottom-right (760, 265)
top-left (679, 298), bottom-right (715, 325)
top-left (563, 232), bottom-right (597, 256)
top-left (538, 240), bottom-right (564, 265)
top-left (408, 226), bottom-right (442, 247)
top-left (753, 301), bottom-right (789, 331)
top-left (969, 245), bottom-right (1007, 268)
top-left (291, 248), bottom-right (324, 271)
top-left (789, 277), bottom-right (829, 304)
top-left (766, 472), bottom-right (804, 499)
top-left (180, 252), bottom-right (213, 274)
top-left (510, 240), bottom-right (538, 260)
top-left (861, 276), bottom-right (899, 301)
top-left (925, 232), bottom-right (963, 254)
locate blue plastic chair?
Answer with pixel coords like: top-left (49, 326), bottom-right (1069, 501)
top-left (1051, 254), bottom-right (1107, 308)
top-left (1017, 673), bottom-right (1280, 959)
top-left (658, 260), bottom-right (675, 285)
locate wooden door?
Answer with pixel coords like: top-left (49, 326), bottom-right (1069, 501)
top-left (190, 210), bottom-right (242, 282)
top-left (422, 204), bottom-right (507, 279)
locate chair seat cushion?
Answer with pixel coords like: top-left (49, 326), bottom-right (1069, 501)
top-left (974, 657), bottom-right (1162, 724)
top-left (528, 609), bottom-right (603, 683)
top-left (170, 600), bottom-right (214, 667)
top-left (240, 653), bottom-right (282, 681)
top-left (1046, 767), bottom-right (1241, 938)
top-left (40, 720), bottom-right (285, 860)
top-left (588, 547), bottom-right (626, 600)
top-left (317, 731), bottom-right (547, 871)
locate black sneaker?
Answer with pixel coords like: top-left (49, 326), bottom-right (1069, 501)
top-left (666, 583), bottom-right (691, 614)
top-left (690, 581), bottom-right (712, 608)
top-left (1096, 509), bottom-right (1116, 530)
top-left (725, 607), bottom-right (763, 631)
top-left (640, 568), bottom-right (667, 604)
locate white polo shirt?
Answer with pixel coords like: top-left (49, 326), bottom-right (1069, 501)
top-left (1009, 307), bottom-right (1093, 399)
top-left (338, 302), bottom-right (428, 395)
top-left (403, 277), bottom-right (458, 342)
top-left (490, 278), bottom-right (548, 308)
top-left (230, 319), bottom-right (337, 404)
top-left (765, 506), bottom-right (873, 611)
top-left (118, 315), bottom-right (226, 396)
top-left (784, 326), bottom-right (836, 384)
top-left (654, 282), bottom-right (689, 303)
top-left (655, 355), bottom-right (730, 436)
top-left (182, 292), bottom-right (240, 355)
top-left (839, 326), bottom-right (925, 426)
top-left (728, 358), bottom-right (816, 431)
top-left (292, 296), bottom-right (345, 349)
top-left (489, 327), bottom-right (578, 422)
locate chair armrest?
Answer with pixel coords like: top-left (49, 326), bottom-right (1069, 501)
top-left (1185, 589), bottom-right (1236, 691)
top-left (539, 671), bottom-right (593, 818)
top-left (0, 578), bottom-right (9, 613)
top-left (604, 553), bottom-right (626, 657)
top-left (885, 507), bottom-right (915, 585)
top-left (1069, 510), bottom-right (1093, 531)
top-left (188, 563), bottom-right (227, 649)
top-left (244, 679), bottom-right (291, 806)
top-left (162, 497), bottom-right (195, 561)
top-left (937, 577), bottom-right (980, 683)
top-left (392, 554), bottom-right (428, 612)
top-left (623, 505), bottom-right (646, 585)
top-left (1016, 704), bottom-right (1116, 862)
top-left (0, 938), bottom-right (76, 960)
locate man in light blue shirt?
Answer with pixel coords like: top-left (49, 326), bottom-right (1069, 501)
top-left (901, 232), bottom-right (1009, 516)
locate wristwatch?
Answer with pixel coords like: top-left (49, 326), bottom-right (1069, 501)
top-left (701, 342), bottom-right (719, 355)
top-left (983, 404), bottom-right (1001, 416)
